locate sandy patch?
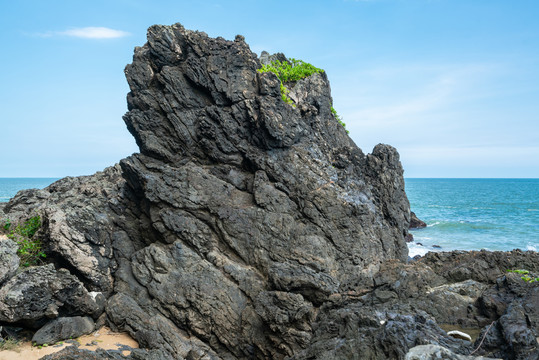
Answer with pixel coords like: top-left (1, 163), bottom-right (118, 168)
top-left (0, 327), bottom-right (138, 360)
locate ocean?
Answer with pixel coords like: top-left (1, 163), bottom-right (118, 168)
top-left (0, 178), bottom-right (59, 203)
top-left (406, 178), bottom-right (539, 257)
top-left (0, 178), bottom-right (537, 256)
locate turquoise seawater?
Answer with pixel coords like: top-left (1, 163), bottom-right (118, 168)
top-left (406, 178), bottom-right (539, 256)
top-left (0, 178), bottom-right (59, 203)
top-left (1, 178), bottom-right (537, 256)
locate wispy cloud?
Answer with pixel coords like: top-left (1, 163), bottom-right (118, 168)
top-left (343, 63), bottom-right (499, 128)
top-left (39, 27), bottom-right (130, 39)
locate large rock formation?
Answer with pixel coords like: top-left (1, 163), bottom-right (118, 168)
top-left (1, 23), bottom-right (538, 360)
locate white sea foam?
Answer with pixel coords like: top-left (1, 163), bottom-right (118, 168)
top-left (407, 243), bottom-right (441, 258)
top-left (427, 221), bottom-right (440, 227)
top-left (526, 244), bottom-right (537, 251)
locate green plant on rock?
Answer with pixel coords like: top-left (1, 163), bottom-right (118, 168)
top-left (257, 58), bottom-right (348, 132)
top-left (331, 106), bottom-right (348, 134)
top-left (258, 58), bottom-right (324, 84)
top-left (506, 269), bottom-right (529, 275)
top-left (506, 269), bottom-right (539, 283)
top-left (3, 218), bottom-right (11, 232)
top-left (6, 215), bottom-right (46, 267)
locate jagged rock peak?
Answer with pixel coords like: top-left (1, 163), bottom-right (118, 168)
top-left (121, 21), bottom-right (410, 276)
top-left (116, 22), bottom-right (412, 357)
top-left (1, 23), bottom-right (414, 359)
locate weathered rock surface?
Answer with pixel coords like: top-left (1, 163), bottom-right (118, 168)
top-left (32, 316), bottom-right (95, 345)
top-left (0, 264), bottom-right (103, 328)
top-left (2, 165), bottom-right (136, 295)
top-left (405, 345), bottom-right (500, 360)
top-left (0, 237), bottom-right (19, 285)
top-left (410, 211), bottom-right (427, 229)
top-left (1, 23), bottom-right (538, 360)
top-left (39, 346), bottom-right (170, 360)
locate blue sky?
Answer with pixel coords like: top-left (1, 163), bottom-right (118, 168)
top-left (1, 0), bottom-right (538, 178)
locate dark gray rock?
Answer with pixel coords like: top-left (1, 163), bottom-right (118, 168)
top-left (419, 250), bottom-right (539, 284)
top-left (3, 165), bottom-right (141, 295)
top-left (410, 211), bottom-right (427, 229)
top-left (39, 346), bottom-right (171, 360)
top-left (105, 293), bottom-right (220, 359)
top-left (471, 276), bottom-right (539, 360)
top-left (291, 303), bottom-right (473, 360)
top-left (4, 22), bottom-right (538, 360)
top-left (0, 264), bottom-right (102, 327)
top-left (405, 345), bottom-right (500, 360)
top-left (32, 316), bottom-right (95, 345)
top-left (0, 237), bottom-right (19, 285)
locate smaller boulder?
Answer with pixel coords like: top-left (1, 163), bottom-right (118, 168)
top-left (0, 264), bottom-right (103, 325)
top-left (32, 316), bottom-right (95, 345)
top-left (410, 212), bottom-right (427, 229)
top-left (405, 344), bottom-right (500, 359)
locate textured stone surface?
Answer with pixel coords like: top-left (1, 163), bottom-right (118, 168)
top-left (0, 264), bottom-right (102, 327)
top-left (0, 236), bottom-right (19, 285)
top-left (32, 316), bottom-right (95, 345)
top-left (1, 23), bottom-right (538, 360)
top-left (2, 165), bottom-right (137, 295)
top-left (405, 345), bottom-right (501, 360)
top-left (39, 346), bottom-right (171, 360)
top-left (410, 211), bottom-right (427, 229)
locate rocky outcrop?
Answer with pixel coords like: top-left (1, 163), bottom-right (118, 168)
top-left (405, 345), bottom-right (500, 360)
top-left (410, 211), bottom-right (427, 229)
top-left (0, 264), bottom-right (103, 328)
top-left (1, 23), bottom-right (538, 360)
top-left (32, 316), bottom-right (95, 345)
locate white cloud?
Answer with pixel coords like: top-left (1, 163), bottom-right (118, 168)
top-left (341, 62), bottom-right (499, 128)
top-left (39, 27), bottom-right (130, 39)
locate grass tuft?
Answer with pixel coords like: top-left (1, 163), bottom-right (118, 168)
top-left (258, 57), bottom-right (348, 133)
top-left (3, 215), bottom-right (46, 267)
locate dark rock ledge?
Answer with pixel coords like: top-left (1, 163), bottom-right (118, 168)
top-left (1, 23), bottom-right (538, 360)
top-left (410, 211), bottom-right (427, 229)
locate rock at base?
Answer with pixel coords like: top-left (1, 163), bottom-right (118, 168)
top-left (32, 316), bottom-right (95, 345)
top-left (39, 346), bottom-right (169, 360)
top-left (410, 211), bottom-right (427, 229)
top-left (0, 264), bottom-right (103, 326)
top-left (405, 345), bottom-right (500, 360)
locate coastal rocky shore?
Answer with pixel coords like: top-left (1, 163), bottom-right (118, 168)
top-left (1, 23), bottom-right (538, 360)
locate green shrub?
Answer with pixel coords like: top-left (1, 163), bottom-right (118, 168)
top-left (3, 218), bottom-right (11, 232)
top-left (506, 269), bottom-right (530, 275)
top-left (258, 58), bottom-right (324, 84)
top-left (331, 106), bottom-right (348, 134)
top-left (258, 58), bottom-right (348, 132)
top-left (506, 269), bottom-right (539, 283)
top-left (5, 215), bottom-right (46, 267)
top-left (258, 58), bottom-right (322, 106)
